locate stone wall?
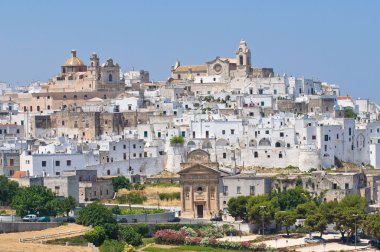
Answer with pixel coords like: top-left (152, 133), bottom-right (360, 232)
top-left (0, 222), bottom-right (59, 233)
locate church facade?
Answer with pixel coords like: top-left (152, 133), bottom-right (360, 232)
top-left (178, 149), bottom-right (227, 219)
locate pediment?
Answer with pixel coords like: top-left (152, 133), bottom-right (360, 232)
top-left (178, 163), bottom-right (220, 176)
top-left (206, 57), bottom-right (230, 65)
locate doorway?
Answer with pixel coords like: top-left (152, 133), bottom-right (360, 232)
top-left (196, 204), bottom-right (204, 218)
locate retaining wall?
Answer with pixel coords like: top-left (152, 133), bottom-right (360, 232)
top-left (0, 222), bottom-right (59, 233)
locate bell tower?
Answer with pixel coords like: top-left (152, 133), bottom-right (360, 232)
top-left (236, 40), bottom-right (251, 76)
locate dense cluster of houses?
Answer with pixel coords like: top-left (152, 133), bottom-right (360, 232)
top-left (0, 40), bottom-right (379, 212)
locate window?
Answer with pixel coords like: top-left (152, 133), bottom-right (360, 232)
top-left (223, 186), bottom-right (228, 196)
top-left (265, 130), bottom-right (269, 134)
top-left (345, 183), bottom-right (349, 189)
top-left (280, 132), bottom-right (284, 137)
top-left (67, 160), bottom-right (71, 166)
top-left (133, 144), bottom-right (136, 149)
top-left (197, 186), bottom-right (203, 193)
top-left (108, 74), bottom-right (113, 82)
top-left (279, 153), bottom-right (283, 158)
top-left (230, 129), bottom-right (235, 135)
top-left (55, 161), bottom-right (60, 166)
top-left (144, 131), bottom-right (148, 138)
top-left (333, 183), bottom-right (337, 189)
top-left (123, 153), bottom-right (127, 160)
top-left (223, 153), bottom-right (227, 159)
top-left (37, 106), bottom-right (40, 111)
top-left (274, 89), bottom-right (277, 95)
top-left (42, 161), bottom-right (46, 167)
top-left (349, 128), bottom-right (352, 136)
top-left (157, 132), bottom-right (161, 138)
top-left (113, 146), bottom-right (116, 151)
top-left (56, 172), bottom-right (60, 176)
top-left (123, 144), bottom-right (126, 149)
top-left (222, 130), bottom-right (225, 135)
top-left (312, 135), bottom-right (316, 140)
top-left (205, 131), bottom-right (209, 138)
top-left (62, 121), bottom-right (65, 126)
top-left (324, 145), bottom-right (327, 151)
top-left (324, 135), bottom-right (329, 141)
top-left (261, 101), bottom-right (265, 106)
top-left (250, 186), bottom-right (255, 195)
top-left (237, 186), bottom-right (241, 194)
top-left (181, 131), bottom-right (186, 137)
top-left (239, 55), bottom-right (243, 65)
top-left (54, 186), bottom-right (60, 195)
top-left (254, 151), bottom-right (258, 158)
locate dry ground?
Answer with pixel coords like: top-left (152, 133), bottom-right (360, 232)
top-left (0, 223), bottom-right (93, 252)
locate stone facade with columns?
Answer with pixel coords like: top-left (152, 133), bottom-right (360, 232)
top-left (178, 149), bottom-right (227, 219)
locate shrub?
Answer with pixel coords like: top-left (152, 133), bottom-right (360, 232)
top-left (112, 206), bottom-right (122, 215)
top-left (180, 226), bottom-right (197, 237)
top-left (153, 229), bottom-right (186, 245)
top-left (159, 192), bottom-right (180, 201)
top-left (131, 223), bottom-right (150, 237)
top-left (199, 225), bottom-right (223, 238)
top-left (170, 135), bottom-right (185, 145)
top-left (84, 226), bottom-right (106, 246)
top-left (99, 239), bottom-right (126, 252)
top-left (123, 243), bottom-right (136, 252)
top-left (185, 236), bottom-right (202, 245)
top-left (118, 225), bottom-right (143, 246)
top-left (77, 202), bottom-right (116, 226)
top-left (103, 223), bottom-right (119, 240)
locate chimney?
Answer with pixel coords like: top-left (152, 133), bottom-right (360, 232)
top-left (71, 50), bottom-right (76, 58)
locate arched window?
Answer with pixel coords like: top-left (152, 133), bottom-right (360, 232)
top-left (197, 186), bottom-right (203, 193)
top-left (108, 74), bottom-right (112, 82)
top-left (239, 55), bottom-right (244, 65)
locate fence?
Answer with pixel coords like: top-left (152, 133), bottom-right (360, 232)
top-left (19, 227), bottom-right (90, 243)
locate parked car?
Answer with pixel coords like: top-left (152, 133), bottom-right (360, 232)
top-left (65, 216), bottom-right (76, 223)
top-left (304, 236), bottom-right (327, 243)
top-left (369, 239), bottom-right (380, 249)
top-left (37, 216), bottom-right (50, 222)
top-left (22, 214), bottom-right (37, 222)
top-left (168, 217), bottom-right (180, 222)
top-left (341, 235), bottom-right (360, 243)
top-left (117, 217), bottom-right (128, 223)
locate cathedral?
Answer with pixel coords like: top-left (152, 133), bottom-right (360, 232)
top-left (169, 40), bottom-right (274, 83)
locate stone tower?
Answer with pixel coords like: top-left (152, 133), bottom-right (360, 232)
top-left (235, 40), bottom-right (251, 76)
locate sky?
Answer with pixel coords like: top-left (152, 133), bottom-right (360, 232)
top-left (0, 0), bottom-right (379, 103)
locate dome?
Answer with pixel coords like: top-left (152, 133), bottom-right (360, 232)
top-left (63, 50), bottom-right (85, 67)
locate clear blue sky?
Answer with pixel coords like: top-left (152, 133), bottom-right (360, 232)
top-left (0, 0), bottom-right (379, 103)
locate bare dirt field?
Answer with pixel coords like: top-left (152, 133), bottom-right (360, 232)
top-left (0, 223), bottom-right (93, 252)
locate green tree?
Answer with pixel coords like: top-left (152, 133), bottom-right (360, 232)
top-left (305, 212), bottom-right (327, 237)
top-left (275, 210), bottom-right (297, 236)
top-left (11, 185), bottom-right (54, 216)
top-left (112, 176), bottom-right (132, 192)
top-left (99, 239), bottom-right (126, 252)
top-left (60, 196), bottom-right (77, 216)
top-left (247, 197), bottom-right (278, 234)
top-left (118, 225), bottom-right (142, 246)
top-left (77, 202), bottom-right (116, 226)
top-left (227, 196), bottom-right (250, 221)
top-left (344, 108), bottom-right (357, 119)
top-left (273, 186), bottom-right (311, 211)
top-left (333, 195), bottom-right (366, 240)
top-left (46, 200), bottom-right (64, 217)
top-left (363, 213), bottom-right (380, 241)
top-left (295, 201), bottom-right (317, 219)
top-left (169, 135), bottom-right (184, 145)
top-left (84, 226), bottom-right (106, 246)
top-left (0, 175), bottom-right (19, 205)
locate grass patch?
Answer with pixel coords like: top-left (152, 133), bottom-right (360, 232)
top-left (143, 244), bottom-right (247, 252)
top-left (119, 208), bottom-right (166, 215)
top-left (46, 235), bottom-right (88, 246)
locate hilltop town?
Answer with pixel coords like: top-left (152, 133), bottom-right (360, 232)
top-left (0, 40), bottom-right (379, 217)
